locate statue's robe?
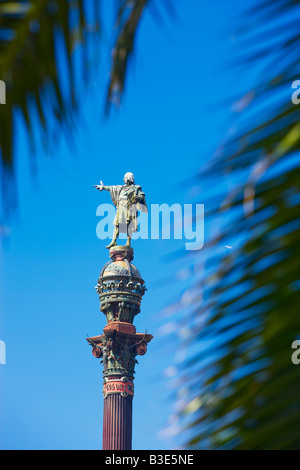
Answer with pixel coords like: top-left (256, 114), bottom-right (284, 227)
top-left (108, 184), bottom-right (148, 233)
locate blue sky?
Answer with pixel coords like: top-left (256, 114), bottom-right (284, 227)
top-left (0, 0), bottom-right (252, 450)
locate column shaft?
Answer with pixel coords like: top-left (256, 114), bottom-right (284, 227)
top-left (102, 394), bottom-right (133, 450)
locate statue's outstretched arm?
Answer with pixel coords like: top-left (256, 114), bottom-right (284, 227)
top-left (94, 180), bottom-right (110, 192)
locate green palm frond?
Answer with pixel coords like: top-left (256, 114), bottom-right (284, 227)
top-left (106, 0), bottom-right (149, 110)
top-left (0, 0), bottom-right (100, 169)
top-left (176, 0), bottom-right (300, 449)
top-left (105, 0), bottom-right (173, 111)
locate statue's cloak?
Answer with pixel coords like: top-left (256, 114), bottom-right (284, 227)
top-left (108, 184), bottom-right (148, 232)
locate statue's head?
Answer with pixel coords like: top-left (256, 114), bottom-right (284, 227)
top-left (124, 172), bottom-right (135, 184)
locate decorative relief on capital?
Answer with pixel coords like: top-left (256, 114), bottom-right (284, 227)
top-left (87, 332), bottom-right (151, 378)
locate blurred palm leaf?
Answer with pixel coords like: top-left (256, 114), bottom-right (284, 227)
top-left (106, 0), bottom-right (148, 110)
top-left (173, 0), bottom-right (300, 449)
top-left (0, 0), bottom-right (100, 167)
top-left (106, 0), bottom-right (174, 110)
top-left (0, 0), bottom-right (162, 216)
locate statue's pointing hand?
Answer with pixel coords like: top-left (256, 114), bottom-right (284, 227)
top-left (94, 180), bottom-right (104, 191)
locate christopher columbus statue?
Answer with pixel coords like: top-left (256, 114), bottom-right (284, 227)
top-left (95, 172), bottom-right (148, 249)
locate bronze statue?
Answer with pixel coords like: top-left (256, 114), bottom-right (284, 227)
top-left (95, 172), bottom-right (148, 249)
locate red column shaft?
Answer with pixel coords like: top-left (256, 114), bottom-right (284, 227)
top-left (102, 394), bottom-right (133, 450)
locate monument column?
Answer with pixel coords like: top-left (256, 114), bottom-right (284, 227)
top-left (87, 245), bottom-right (152, 450)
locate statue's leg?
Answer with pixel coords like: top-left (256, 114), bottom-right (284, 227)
top-left (126, 223), bottom-right (131, 246)
top-left (106, 226), bottom-right (119, 249)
